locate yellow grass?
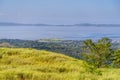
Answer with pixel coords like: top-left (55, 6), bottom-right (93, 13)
top-left (0, 48), bottom-right (119, 80)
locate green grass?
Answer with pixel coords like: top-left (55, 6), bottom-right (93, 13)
top-left (0, 48), bottom-right (119, 80)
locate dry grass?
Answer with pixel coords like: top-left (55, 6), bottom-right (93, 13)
top-left (0, 48), bottom-right (119, 80)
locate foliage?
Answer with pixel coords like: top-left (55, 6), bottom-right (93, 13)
top-left (0, 39), bottom-right (83, 58)
top-left (112, 49), bottom-right (120, 67)
top-left (81, 37), bottom-right (114, 68)
top-left (0, 39), bottom-right (119, 60)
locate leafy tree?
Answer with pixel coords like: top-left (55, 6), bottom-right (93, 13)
top-left (81, 37), bottom-right (114, 68)
top-left (112, 49), bottom-right (120, 67)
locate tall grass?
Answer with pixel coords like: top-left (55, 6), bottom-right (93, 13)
top-left (0, 48), bottom-right (119, 80)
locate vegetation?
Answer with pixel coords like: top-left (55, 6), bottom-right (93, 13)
top-left (81, 38), bottom-right (114, 68)
top-left (0, 39), bottom-right (83, 58)
top-left (0, 38), bottom-right (120, 79)
top-left (0, 48), bottom-right (97, 80)
top-left (0, 39), bottom-right (119, 60)
top-left (0, 48), bottom-right (119, 80)
top-left (113, 49), bottom-right (120, 67)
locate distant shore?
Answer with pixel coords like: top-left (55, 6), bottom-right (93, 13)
top-left (0, 22), bottom-right (120, 27)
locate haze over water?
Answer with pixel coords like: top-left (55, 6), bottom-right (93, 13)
top-left (0, 0), bottom-right (120, 40)
top-left (0, 26), bottom-right (120, 40)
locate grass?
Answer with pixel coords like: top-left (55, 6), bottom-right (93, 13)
top-left (0, 48), bottom-right (119, 80)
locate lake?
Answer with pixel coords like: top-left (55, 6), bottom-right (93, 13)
top-left (0, 26), bottom-right (120, 40)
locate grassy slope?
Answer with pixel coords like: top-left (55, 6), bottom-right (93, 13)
top-left (0, 48), bottom-right (119, 80)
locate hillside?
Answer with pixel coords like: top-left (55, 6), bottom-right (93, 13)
top-left (0, 48), bottom-right (91, 80)
top-left (0, 48), bottom-right (119, 80)
top-left (0, 39), bottom-right (83, 58)
top-left (0, 39), bottom-right (120, 60)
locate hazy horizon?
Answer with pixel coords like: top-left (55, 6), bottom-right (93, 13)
top-left (0, 26), bottom-right (120, 40)
top-left (0, 0), bottom-right (120, 40)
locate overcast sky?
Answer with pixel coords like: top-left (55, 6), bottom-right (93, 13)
top-left (0, 0), bottom-right (120, 24)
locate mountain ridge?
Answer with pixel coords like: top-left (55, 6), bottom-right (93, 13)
top-left (0, 22), bottom-right (120, 27)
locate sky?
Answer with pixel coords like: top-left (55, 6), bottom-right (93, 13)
top-left (0, 0), bottom-right (120, 24)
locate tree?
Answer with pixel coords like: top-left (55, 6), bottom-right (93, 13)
top-left (81, 37), bottom-right (114, 68)
top-left (113, 49), bottom-right (120, 67)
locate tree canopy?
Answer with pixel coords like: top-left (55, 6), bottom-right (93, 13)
top-left (82, 37), bottom-right (114, 68)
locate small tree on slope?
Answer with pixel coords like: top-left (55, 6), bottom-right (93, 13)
top-left (81, 37), bottom-right (114, 68)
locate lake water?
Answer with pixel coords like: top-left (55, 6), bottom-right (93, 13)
top-left (0, 26), bottom-right (120, 40)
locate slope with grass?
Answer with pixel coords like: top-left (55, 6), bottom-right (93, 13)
top-left (0, 48), bottom-right (119, 80)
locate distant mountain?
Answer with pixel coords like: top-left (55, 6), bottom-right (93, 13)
top-left (0, 22), bottom-right (120, 27)
top-left (74, 23), bottom-right (120, 27)
top-left (0, 22), bottom-right (51, 26)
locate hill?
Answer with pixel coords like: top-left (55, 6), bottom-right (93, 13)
top-left (0, 39), bottom-right (120, 59)
top-left (0, 48), bottom-right (92, 80)
top-left (0, 39), bottom-right (83, 58)
top-left (0, 48), bottom-right (119, 80)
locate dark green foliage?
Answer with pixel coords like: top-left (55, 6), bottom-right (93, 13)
top-left (112, 49), bottom-right (120, 67)
top-left (0, 39), bottom-right (83, 58)
top-left (81, 37), bottom-right (114, 68)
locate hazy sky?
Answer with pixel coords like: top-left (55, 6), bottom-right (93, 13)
top-left (0, 0), bottom-right (120, 24)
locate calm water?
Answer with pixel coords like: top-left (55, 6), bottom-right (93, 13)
top-left (0, 26), bottom-right (120, 40)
